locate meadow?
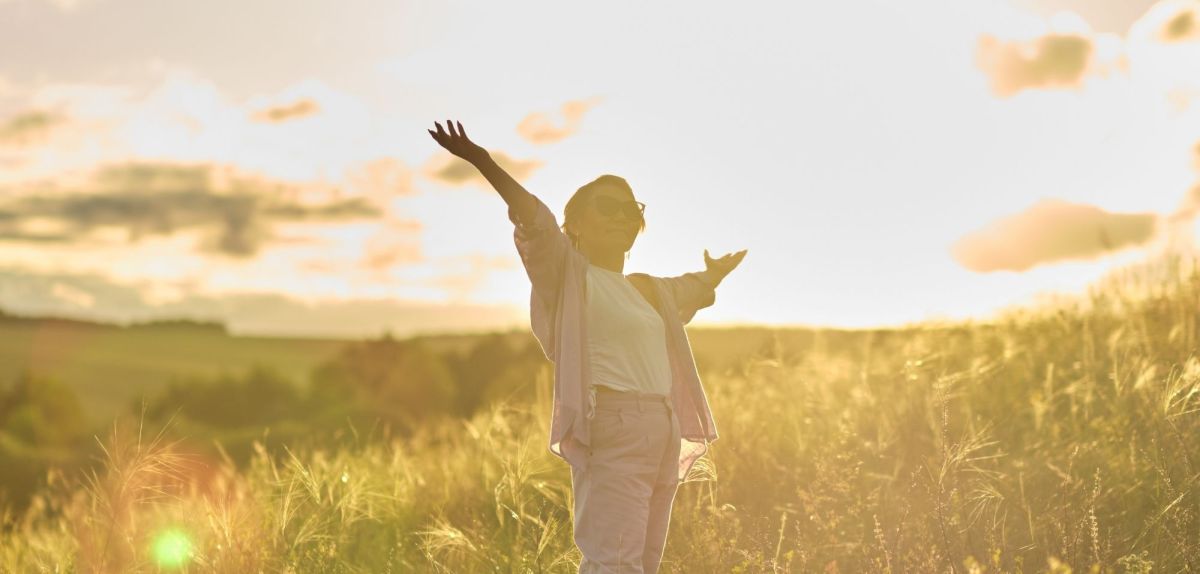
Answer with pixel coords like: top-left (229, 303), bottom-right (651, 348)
top-left (1, 253), bottom-right (1199, 572)
top-left (0, 317), bottom-right (346, 425)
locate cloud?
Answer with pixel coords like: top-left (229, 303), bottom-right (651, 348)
top-left (971, 2), bottom-right (1200, 107)
top-left (50, 281), bottom-right (94, 308)
top-left (976, 32), bottom-right (1093, 97)
top-left (1157, 3), bottom-right (1200, 42)
top-left (427, 253), bottom-right (518, 300)
top-left (0, 110), bottom-right (64, 146)
top-left (1006, 0), bottom-right (1165, 34)
top-left (0, 161), bottom-right (382, 256)
top-left (1163, 11), bottom-right (1197, 41)
top-left (0, 71), bottom-right (390, 186)
top-left (250, 98), bottom-right (320, 123)
top-left (345, 157), bottom-right (417, 199)
top-left (0, 267), bottom-right (526, 338)
top-left (423, 150), bottom-right (543, 190)
top-left (261, 198), bottom-right (379, 220)
top-left (1127, 1), bottom-right (1200, 97)
top-left (951, 199), bottom-right (1160, 272)
top-left (516, 98), bottom-right (602, 144)
top-left (362, 219), bottom-right (423, 272)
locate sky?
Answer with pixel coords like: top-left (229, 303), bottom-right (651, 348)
top-left (0, 0), bottom-right (1199, 337)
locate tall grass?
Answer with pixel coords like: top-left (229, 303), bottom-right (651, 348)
top-left (2, 253), bottom-right (1199, 572)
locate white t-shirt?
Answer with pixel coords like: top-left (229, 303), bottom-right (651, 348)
top-left (585, 263), bottom-right (673, 398)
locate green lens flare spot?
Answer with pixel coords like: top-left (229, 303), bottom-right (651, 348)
top-left (152, 528), bottom-right (193, 569)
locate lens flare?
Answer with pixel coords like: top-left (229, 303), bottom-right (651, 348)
top-left (152, 528), bottom-right (192, 569)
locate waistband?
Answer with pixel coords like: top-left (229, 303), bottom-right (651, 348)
top-left (591, 385), bottom-right (672, 414)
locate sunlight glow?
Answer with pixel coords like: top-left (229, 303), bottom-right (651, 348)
top-left (151, 528), bottom-right (193, 569)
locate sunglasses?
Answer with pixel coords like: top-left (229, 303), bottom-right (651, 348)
top-left (593, 195), bottom-right (646, 220)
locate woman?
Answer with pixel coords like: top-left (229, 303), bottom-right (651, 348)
top-left (428, 119), bottom-right (746, 573)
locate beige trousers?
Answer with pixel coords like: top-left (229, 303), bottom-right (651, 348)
top-left (571, 387), bottom-right (682, 574)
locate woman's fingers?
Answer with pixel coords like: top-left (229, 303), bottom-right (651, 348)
top-left (434, 119), bottom-right (472, 142)
top-left (430, 123), bottom-right (450, 149)
top-left (709, 249), bottom-right (748, 269)
top-left (718, 251), bottom-right (745, 262)
top-left (706, 249), bottom-right (746, 262)
top-left (431, 120), bottom-right (462, 145)
top-left (429, 119), bottom-right (488, 165)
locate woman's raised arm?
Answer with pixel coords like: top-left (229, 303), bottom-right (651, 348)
top-left (427, 119), bottom-right (537, 225)
top-left (428, 119), bottom-right (568, 324)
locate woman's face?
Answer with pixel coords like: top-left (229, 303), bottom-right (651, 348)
top-left (574, 185), bottom-right (644, 254)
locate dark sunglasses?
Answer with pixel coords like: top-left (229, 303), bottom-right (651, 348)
top-left (594, 196), bottom-right (646, 220)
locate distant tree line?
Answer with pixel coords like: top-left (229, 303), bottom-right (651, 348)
top-left (0, 331), bottom-right (548, 509)
top-left (0, 308), bottom-right (226, 333)
top-left (0, 373), bottom-right (90, 508)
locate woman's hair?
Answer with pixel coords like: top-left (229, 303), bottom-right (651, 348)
top-left (562, 174), bottom-right (647, 249)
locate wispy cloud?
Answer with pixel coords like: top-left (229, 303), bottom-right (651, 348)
top-left (345, 157), bottom-right (417, 200)
top-left (0, 110), bottom-right (63, 145)
top-left (0, 71), bottom-right (391, 186)
top-left (50, 281), bottom-right (94, 308)
top-left (516, 98), bottom-right (602, 144)
top-left (0, 267), bottom-right (525, 338)
top-left (427, 253), bottom-right (518, 300)
top-left (951, 199), bottom-right (1160, 272)
top-left (361, 219), bottom-right (423, 272)
top-left (423, 150), bottom-right (543, 190)
top-left (251, 98), bottom-right (320, 123)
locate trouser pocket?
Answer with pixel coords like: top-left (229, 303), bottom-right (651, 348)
top-left (589, 406), bottom-right (668, 471)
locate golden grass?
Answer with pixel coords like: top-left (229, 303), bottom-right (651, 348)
top-left (2, 253), bottom-right (1199, 572)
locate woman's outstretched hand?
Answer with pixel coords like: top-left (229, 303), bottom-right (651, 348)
top-left (427, 119), bottom-right (489, 165)
top-left (703, 249), bottom-right (748, 285)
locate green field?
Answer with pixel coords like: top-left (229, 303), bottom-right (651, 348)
top-left (1, 257), bottom-right (1199, 572)
top-left (0, 318), bottom-right (349, 424)
top-left (0, 311), bottom-right (852, 426)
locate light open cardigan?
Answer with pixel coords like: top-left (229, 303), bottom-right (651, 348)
top-left (509, 196), bottom-right (720, 482)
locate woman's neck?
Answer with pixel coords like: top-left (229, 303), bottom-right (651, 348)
top-left (584, 247), bottom-right (625, 274)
